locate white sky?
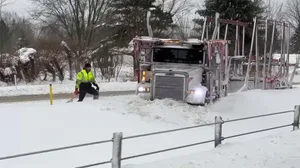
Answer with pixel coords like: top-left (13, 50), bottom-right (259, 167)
top-left (2, 0), bottom-right (287, 17)
top-left (2, 0), bottom-right (32, 16)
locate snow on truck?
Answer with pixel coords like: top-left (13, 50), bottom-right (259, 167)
top-left (132, 36), bottom-right (230, 106)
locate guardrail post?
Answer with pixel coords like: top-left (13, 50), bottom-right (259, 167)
top-left (214, 116), bottom-right (224, 147)
top-left (293, 105), bottom-right (300, 130)
top-left (112, 132), bottom-right (123, 168)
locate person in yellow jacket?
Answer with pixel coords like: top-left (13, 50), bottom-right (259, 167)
top-left (74, 63), bottom-right (99, 101)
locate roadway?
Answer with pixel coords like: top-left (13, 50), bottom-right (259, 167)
top-left (0, 90), bottom-right (136, 103)
top-left (0, 81), bottom-right (275, 104)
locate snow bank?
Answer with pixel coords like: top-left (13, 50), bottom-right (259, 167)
top-left (126, 97), bottom-right (209, 126)
top-left (0, 97), bottom-right (213, 168)
top-left (131, 130), bottom-right (300, 168)
top-left (0, 81), bottom-right (136, 97)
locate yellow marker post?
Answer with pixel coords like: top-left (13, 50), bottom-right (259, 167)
top-left (49, 84), bottom-right (53, 105)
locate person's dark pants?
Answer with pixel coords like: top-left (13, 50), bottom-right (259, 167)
top-left (78, 83), bottom-right (99, 102)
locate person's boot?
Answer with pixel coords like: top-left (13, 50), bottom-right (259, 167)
top-left (93, 93), bottom-right (99, 100)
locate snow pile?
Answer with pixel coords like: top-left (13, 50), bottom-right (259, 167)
top-left (16, 47), bottom-right (37, 64)
top-left (126, 97), bottom-right (208, 126)
top-left (131, 130), bottom-right (300, 168)
top-left (0, 81), bottom-right (136, 97)
top-left (0, 81), bottom-right (8, 86)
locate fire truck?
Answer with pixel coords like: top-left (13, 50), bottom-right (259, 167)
top-left (132, 36), bottom-right (230, 106)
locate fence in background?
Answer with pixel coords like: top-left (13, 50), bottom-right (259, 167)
top-left (0, 105), bottom-right (299, 168)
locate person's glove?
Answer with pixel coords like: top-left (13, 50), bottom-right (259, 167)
top-left (93, 82), bottom-right (99, 91)
top-left (74, 88), bottom-right (79, 95)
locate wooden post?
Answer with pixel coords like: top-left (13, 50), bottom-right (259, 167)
top-left (112, 132), bottom-right (123, 168)
top-left (214, 116), bottom-right (223, 147)
top-left (293, 106), bottom-right (300, 130)
top-left (14, 74), bottom-right (17, 86)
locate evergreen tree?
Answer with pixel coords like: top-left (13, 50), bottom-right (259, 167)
top-left (0, 19), bottom-right (10, 53)
top-left (197, 0), bottom-right (264, 21)
top-left (290, 23), bottom-right (300, 54)
top-left (110, 0), bottom-right (175, 46)
top-left (193, 0), bottom-right (267, 55)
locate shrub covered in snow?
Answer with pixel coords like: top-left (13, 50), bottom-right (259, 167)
top-left (0, 48), bottom-right (37, 84)
top-left (16, 47), bottom-right (37, 64)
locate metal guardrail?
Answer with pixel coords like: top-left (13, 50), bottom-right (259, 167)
top-left (0, 106), bottom-right (299, 168)
top-left (0, 139), bottom-right (113, 161)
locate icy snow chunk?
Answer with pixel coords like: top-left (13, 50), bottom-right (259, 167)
top-left (16, 48), bottom-right (37, 64)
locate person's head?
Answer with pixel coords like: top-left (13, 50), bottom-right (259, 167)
top-left (84, 63), bottom-right (92, 72)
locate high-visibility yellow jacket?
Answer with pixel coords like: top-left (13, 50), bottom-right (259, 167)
top-left (75, 69), bottom-right (96, 89)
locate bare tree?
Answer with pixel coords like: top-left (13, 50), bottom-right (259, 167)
top-left (264, 0), bottom-right (284, 20)
top-left (1, 11), bottom-right (35, 53)
top-left (158, 0), bottom-right (192, 16)
top-left (35, 36), bottom-right (66, 82)
top-left (30, 0), bottom-right (114, 79)
top-left (285, 0), bottom-right (300, 28)
top-left (173, 12), bottom-right (192, 40)
top-left (0, 0), bottom-right (13, 7)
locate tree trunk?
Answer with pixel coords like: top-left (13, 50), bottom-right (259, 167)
top-left (30, 59), bottom-right (35, 81)
top-left (68, 57), bottom-right (73, 80)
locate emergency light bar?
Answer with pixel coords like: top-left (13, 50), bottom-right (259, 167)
top-left (154, 39), bottom-right (180, 45)
top-left (163, 40), bottom-right (180, 44)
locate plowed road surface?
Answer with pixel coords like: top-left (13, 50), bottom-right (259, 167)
top-left (0, 90), bottom-right (136, 103)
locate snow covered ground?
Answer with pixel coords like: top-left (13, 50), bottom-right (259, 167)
top-left (131, 130), bottom-right (300, 168)
top-left (0, 87), bottom-right (299, 168)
